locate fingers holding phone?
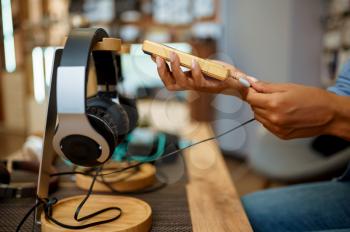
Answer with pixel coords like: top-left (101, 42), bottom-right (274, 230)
top-left (152, 53), bottom-right (251, 97)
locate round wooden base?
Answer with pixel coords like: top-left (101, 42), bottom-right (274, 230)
top-left (75, 163), bottom-right (156, 192)
top-left (41, 195), bottom-right (152, 232)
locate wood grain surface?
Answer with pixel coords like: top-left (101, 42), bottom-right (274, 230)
top-left (182, 124), bottom-right (253, 232)
top-left (41, 195), bottom-right (152, 232)
top-left (142, 40), bottom-right (230, 81)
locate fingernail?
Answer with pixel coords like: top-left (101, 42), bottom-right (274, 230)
top-left (170, 52), bottom-right (176, 62)
top-left (239, 78), bottom-right (251, 88)
top-left (247, 75), bottom-right (258, 82)
top-left (192, 59), bottom-right (197, 69)
top-left (156, 56), bottom-right (162, 68)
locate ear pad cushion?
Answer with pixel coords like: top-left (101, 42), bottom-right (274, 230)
top-left (118, 95), bottom-right (138, 132)
top-left (87, 96), bottom-right (130, 145)
top-left (0, 163), bottom-right (10, 185)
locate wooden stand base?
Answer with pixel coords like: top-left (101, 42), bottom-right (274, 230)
top-left (41, 195), bottom-right (152, 232)
top-left (75, 163), bottom-right (156, 192)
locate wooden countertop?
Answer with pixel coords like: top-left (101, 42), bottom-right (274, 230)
top-left (183, 123), bottom-right (252, 232)
top-left (138, 100), bottom-right (253, 231)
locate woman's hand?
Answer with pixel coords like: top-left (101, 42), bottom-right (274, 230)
top-left (245, 81), bottom-right (339, 139)
top-left (152, 52), bottom-right (350, 140)
top-left (152, 52), bottom-right (255, 98)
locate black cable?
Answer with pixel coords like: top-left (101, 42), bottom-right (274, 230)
top-left (99, 167), bottom-right (168, 194)
top-left (16, 118), bottom-right (255, 231)
top-left (16, 200), bottom-right (42, 232)
top-left (50, 118), bottom-right (256, 197)
top-left (96, 118), bottom-right (256, 177)
top-left (16, 167), bottom-right (122, 231)
top-left (52, 118), bottom-right (256, 178)
top-left (47, 166), bottom-right (122, 229)
top-left (69, 160), bottom-right (168, 194)
top-left (31, 200), bottom-right (36, 232)
top-left (49, 162), bottom-right (143, 177)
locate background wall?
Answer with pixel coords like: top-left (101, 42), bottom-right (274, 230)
top-left (1, 72), bottom-right (27, 133)
top-left (215, 0), bottom-right (324, 158)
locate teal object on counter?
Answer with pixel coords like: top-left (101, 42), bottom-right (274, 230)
top-left (113, 133), bottom-right (167, 162)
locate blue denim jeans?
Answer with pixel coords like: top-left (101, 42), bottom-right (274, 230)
top-left (242, 169), bottom-right (350, 231)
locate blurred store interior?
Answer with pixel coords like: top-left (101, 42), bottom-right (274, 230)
top-left (0, 0), bottom-right (349, 194)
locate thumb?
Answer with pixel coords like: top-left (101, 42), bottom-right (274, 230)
top-left (251, 81), bottom-right (286, 93)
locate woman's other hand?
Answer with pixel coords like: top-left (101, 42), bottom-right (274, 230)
top-left (245, 81), bottom-right (338, 139)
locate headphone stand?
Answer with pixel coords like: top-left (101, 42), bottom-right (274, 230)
top-left (75, 162), bottom-right (156, 192)
top-left (36, 44), bottom-right (152, 231)
top-left (40, 195), bottom-right (152, 232)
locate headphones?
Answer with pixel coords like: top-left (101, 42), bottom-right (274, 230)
top-left (52, 28), bottom-right (138, 167)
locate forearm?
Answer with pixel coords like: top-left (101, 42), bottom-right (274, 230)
top-left (327, 93), bottom-right (350, 140)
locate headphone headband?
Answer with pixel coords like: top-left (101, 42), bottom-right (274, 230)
top-left (60, 28), bottom-right (117, 87)
top-left (53, 28), bottom-right (116, 165)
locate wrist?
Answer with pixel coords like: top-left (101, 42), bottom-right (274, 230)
top-left (324, 93), bottom-right (350, 140)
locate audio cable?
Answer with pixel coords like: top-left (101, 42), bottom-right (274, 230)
top-left (16, 118), bottom-right (255, 231)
